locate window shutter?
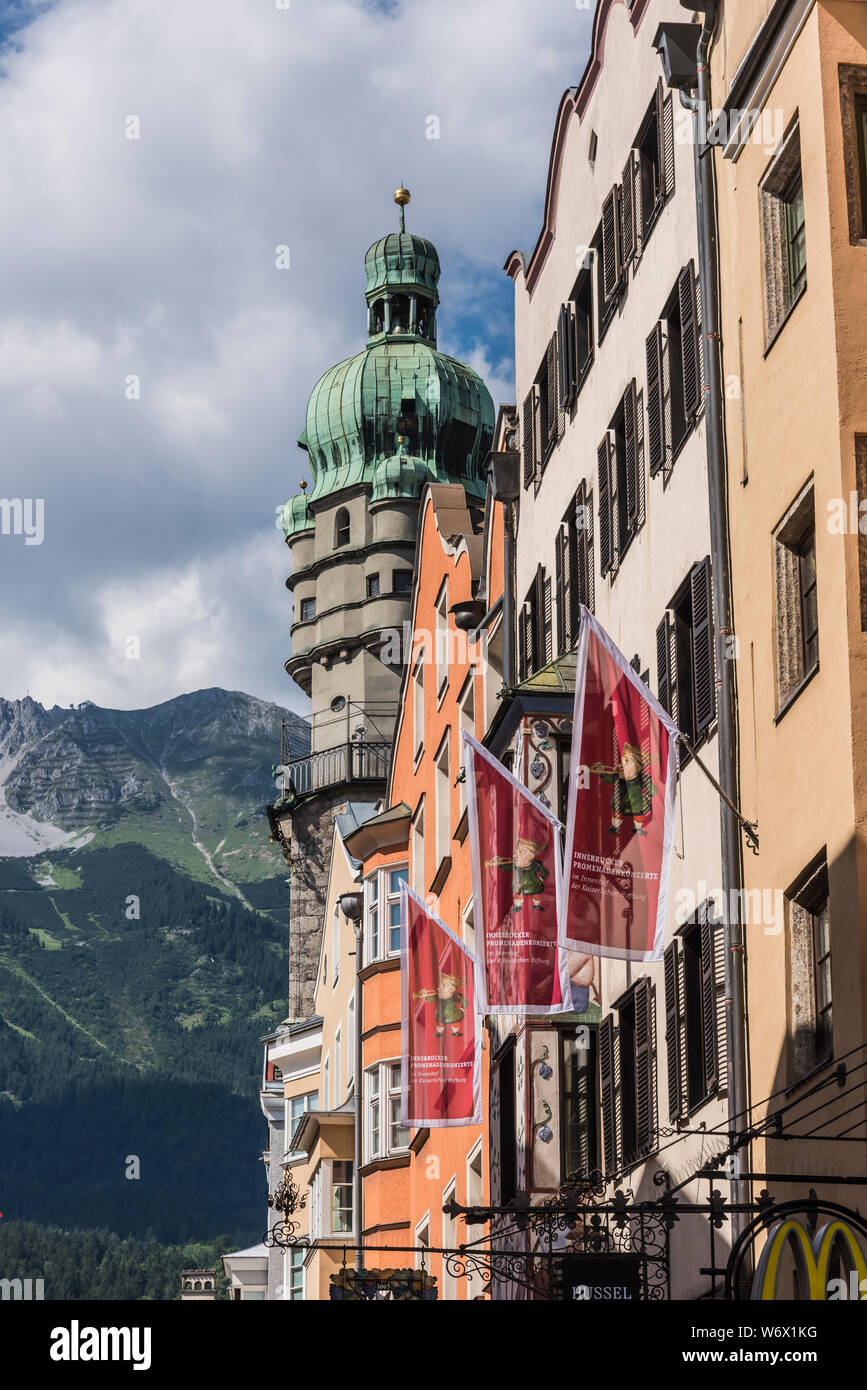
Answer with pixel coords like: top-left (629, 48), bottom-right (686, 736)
top-left (623, 380), bottom-right (639, 526)
top-left (664, 942), bottom-right (684, 1123)
top-left (541, 572), bottom-right (553, 666)
top-left (599, 1014), bottom-right (617, 1175)
top-left (690, 556), bottom-right (715, 735)
top-left (518, 605), bottom-right (528, 682)
top-left (655, 82), bottom-right (676, 202)
top-left (557, 303), bottom-right (576, 410)
top-left (646, 322), bottom-right (665, 475)
top-left (634, 977), bottom-right (653, 1151)
top-left (601, 185), bottom-right (621, 303)
top-left (546, 336), bottom-right (558, 451)
top-left (555, 526), bottom-right (565, 654)
top-left (621, 152), bottom-right (636, 266)
top-left (584, 488), bottom-right (595, 615)
top-left (699, 905), bottom-right (719, 1097)
top-left (597, 436), bottom-right (613, 576)
top-left (656, 611), bottom-right (675, 721)
top-left (678, 262), bottom-right (701, 420)
top-left (522, 388), bottom-right (535, 489)
top-left (575, 293), bottom-right (591, 375)
top-left (662, 91), bottom-right (676, 199)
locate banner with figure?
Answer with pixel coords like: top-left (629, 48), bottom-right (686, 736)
top-left (562, 607), bottom-right (679, 962)
top-left (400, 884), bottom-right (481, 1128)
top-left (464, 732), bottom-right (571, 1014)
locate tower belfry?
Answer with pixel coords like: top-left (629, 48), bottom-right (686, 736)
top-left (270, 191), bottom-right (494, 1017)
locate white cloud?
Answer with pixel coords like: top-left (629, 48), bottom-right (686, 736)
top-left (0, 0), bottom-right (592, 713)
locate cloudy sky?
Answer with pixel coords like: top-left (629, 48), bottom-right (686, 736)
top-left (0, 0), bottom-right (593, 717)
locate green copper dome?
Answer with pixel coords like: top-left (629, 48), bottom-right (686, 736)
top-left (371, 452), bottom-right (433, 503)
top-left (364, 232), bottom-right (441, 300)
top-left (276, 493), bottom-right (313, 540)
top-left (279, 212), bottom-right (495, 528)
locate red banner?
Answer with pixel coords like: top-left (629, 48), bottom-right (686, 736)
top-left (464, 732), bottom-right (571, 1015)
top-left (562, 608), bottom-right (679, 962)
top-left (400, 885), bottom-right (481, 1128)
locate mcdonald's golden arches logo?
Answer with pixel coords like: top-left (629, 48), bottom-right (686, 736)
top-left (752, 1218), bottom-right (867, 1300)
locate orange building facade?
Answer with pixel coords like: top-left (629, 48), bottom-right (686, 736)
top-left (343, 472), bottom-right (508, 1298)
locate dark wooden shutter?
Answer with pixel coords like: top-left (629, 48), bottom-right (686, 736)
top-left (623, 380), bottom-right (639, 526)
top-left (664, 942), bottom-right (683, 1122)
top-left (546, 337), bottom-right (558, 452)
top-left (541, 572), bottom-right (553, 666)
top-left (656, 612), bottom-right (675, 720)
top-left (599, 1014), bottom-right (617, 1175)
top-left (584, 488), bottom-right (595, 614)
top-left (557, 303), bottom-right (576, 410)
top-left (690, 556), bottom-right (715, 735)
top-left (597, 435), bottom-right (612, 576)
top-left (634, 977), bottom-right (653, 1151)
top-left (601, 185), bottom-right (621, 303)
top-left (555, 526), bottom-right (565, 654)
top-left (699, 905), bottom-right (719, 1097)
top-left (662, 91), bottom-right (676, 199)
top-left (646, 322), bottom-right (665, 475)
top-left (678, 262), bottom-right (701, 420)
top-left (655, 80), bottom-right (666, 208)
top-left (576, 289), bottom-right (591, 375)
top-left (522, 388), bottom-right (535, 489)
top-left (621, 153), bottom-right (636, 266)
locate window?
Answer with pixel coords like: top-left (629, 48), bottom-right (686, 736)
top-left (492, 1041), bottom-right (516, 1205)
top-left (441, 1179), bottom-right (458, 1299)
top-left (633, 81), bottom-right (674, 257)
top-left (656, 557), bottom-right (716, 746)
top-left (562, 1026), bottom-right (597, 1183)
top-left (347, 993), bottom-right (355, 1094)
top-left (366, 573), bottom-right (380, 598)
top-left (287, 1089), bottom-right (318, 1154)
top-left (393, 569), bottom-right (413, 594)
top-left (332, 1161), bottom-right (353, 1233)
top-left (557, 266), bottom-right (594, 409)
top-left (760, 122), bottom-right (807, 343)
top-left (787, 854), bottom-right (832, 1080)
top-left (466, 1141), bottom-right (484, 1208)
top-left (521, 337), bottom-right (559, 489)
top-left (598, 380), bottom-right (643, 578)
top-left (300, 596), bottom-right (315, 622)
top-left (334, 1026), bottom-right (342, 1106)
top-left (599, 977), bottom-right (653, 1173)
top-left (412, 801), bottom-right (425, 896)
top-left (335, 508), bottom-right (350, 548)
top-left (288, 1248), bottom-right (305, 1301)
top-left (415, 1214), bottom-right (430, 1270)
top-left (555, 481), bottom-right (594, 653)
top-left (364, 864), bottom-right (408, 963)
top-left (518, 565), bottom-right (552, 680)
top-left (773, 483), bottom-right (818, 712)
top-left (435, 580), bottom-right (449, 698)
top-left (458, 675), bottom-right (475, 813)
top-left (600, 185), bottom-right (622, 311)
top-left (309, 1166), bottom-right (323, 1241)
top-left (839, 65), bottom-right (867, 242)
top-left (435, 732), bottom-right (450, 872)
top-left (664, 903), bottom-right (720, 1121)
top-left (413, 653), bottom-right (425, 763)
top-left (646, 263), bottom-right (701, 477)
top-left (323, 1055), bottom-right (330, 1111)
top-left (332, 907), bottom-right (340, 985)
top-left (365, 1060), bottom-right (410, 1160)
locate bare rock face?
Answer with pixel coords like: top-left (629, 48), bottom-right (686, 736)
top-left (0, 689), bottom-right (310, 833)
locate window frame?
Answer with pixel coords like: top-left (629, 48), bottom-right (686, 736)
top-left (364, 863), bottom-right (408, 964)
top-left (364, 1059), bottom-right (411, 1162)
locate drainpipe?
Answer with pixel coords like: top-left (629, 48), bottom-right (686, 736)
top-left (340, 892), bottom-right (365, 1260)
top-left (674, 2), bottom-right (751, 1237)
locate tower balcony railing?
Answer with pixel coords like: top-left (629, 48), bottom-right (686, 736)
top-left (278, 739), bottom-right (392, 801)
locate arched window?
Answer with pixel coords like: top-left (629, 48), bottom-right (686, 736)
top-left (204, 1280), bottom-right (213, 1290)
top-left (335, 508), bottom-right (350, 548)
top-left (184, 1281), bottom-right (193, 1290)
top-left (194, 1281), bottom-right (202, 1291)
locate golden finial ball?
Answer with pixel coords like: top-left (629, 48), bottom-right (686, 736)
top-left (394, 187), bottom-right (411, 207)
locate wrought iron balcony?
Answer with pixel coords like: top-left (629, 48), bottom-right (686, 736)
top-left (275, 739), bottom-right (392, 805)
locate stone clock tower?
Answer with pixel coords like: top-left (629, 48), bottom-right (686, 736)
top-left (269, 190), bottom-right (494, 1017)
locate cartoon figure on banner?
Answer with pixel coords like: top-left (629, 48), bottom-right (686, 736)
top-left (487, 835), bottom-right (549, 913)
top-left (589, 742), bottom-right (659, 837)
top-left (413, 971), bottom-right (467, 1039)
